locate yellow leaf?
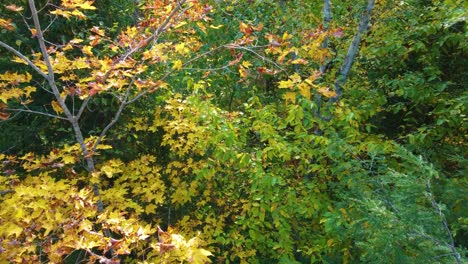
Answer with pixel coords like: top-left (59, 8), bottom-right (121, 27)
top-left (209, 24), bottom-right (223, 29)
top-left (11, 56), bottom-right (28, 65)
top-left (69, 38), bottom-right (84, 44)
top-left (172, 60), bottom-right (183, 70)
top-left (317, 87), bottom-right (337, 98)
top-left (2, 222), bottom-right (23, 238)
top-left (101, 165), bottom-right (114, 178)
top-left (82, 46), bottom-right (93, 56)
top-left (50, 9), bottom-right (71, 19)
top-left (62, 44), bottom-right (73, 51)
top-left (282, 31), bottom-right (293, 41)
top-left (238, 66), bottom-right (248, 78)
top-left (61, 155), bottom-right (76, 164)
top-left (283, 92), bottom-right (296, 104)
top-left (278, 79), bottom-right (294, 89)
top-left (292, 58), bottom-right (308, 64)
top-left (241, 60), bottom-right (252, 68)
top-left (175, 21), bottom-right (187, 29)
top-left (77, 1), bottom-right (96, 10)
top-left (190, 248), bottom-right (213, 264)
top-left (175, 43), bottom-right (189, 55)
top-left (290, 73), bottom-right (301, 83)
top-left (71, 9), bottom-right (86, 19)
top-left (298, 82), bottom-right (310, 100)
top-left (51, 100), bottom-right (63, 114)
top-left (197, 22), bottom-right (207, 33)
top-left (95, 144), bottom-right (112, 150)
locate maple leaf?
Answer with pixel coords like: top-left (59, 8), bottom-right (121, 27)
top-left (238, 66), bottom-right (248, 79)
top-left (283, 92), bottom-right (296, 104)
top-left (172, 60), bottom-right (183, 70)
top-left (5, 4), bottom-right (24, 12)
top-left (82, 45), bottom-right (93, 56)
top-left (0, 18), bottom-right (15, 31)
top-left (0, 102), bottom-right (10, 120)
top-left (51, 100), bottom-right (64, 114)
top-left (239, 22), bottom-right (253, 36)
top-left (2, 222), bottom-right (23, 238)
top-left (278, 79), bottom-right (294, 89)
top-left (242, 60), bottom-right (252, 68)
top-left (50, 9), bottom-right (72, 20)
top-left (77, 1), bottom-right (96, 10)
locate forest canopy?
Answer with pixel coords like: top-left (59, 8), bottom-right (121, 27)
top-left (0, 0), bottom-right (466, 263)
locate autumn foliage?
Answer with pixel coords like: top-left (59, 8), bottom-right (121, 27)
top-left (0, 0), bottom-right (466, 263)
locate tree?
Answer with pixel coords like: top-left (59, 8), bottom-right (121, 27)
top-left (0, 0), bottom-right (216, 262)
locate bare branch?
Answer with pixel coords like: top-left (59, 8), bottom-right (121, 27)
top-left (92, 77), bottom-right (135, 152)
top-left (0, 41), bottom-right (48, 79)
top-left (43, 15), bottom-right (58, 34)
top-left (225, 44), bottom-right (286, 71)
top-left (8, 108), bottom-right (68, 120)
top-left (76, 97), bottom-right (91, 120)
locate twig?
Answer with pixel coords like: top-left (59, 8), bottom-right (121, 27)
top-left (7, 108), bottom-right (68, 120)
top-left (225, 44), bottom-right (286, 71)
top-left (105, 0), bottom-right (188, 81)
top-left (92, 76), bottom-right (135, 152)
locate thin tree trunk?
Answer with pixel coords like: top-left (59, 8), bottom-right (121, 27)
top-left (330, 0), bottom-right (375, 103)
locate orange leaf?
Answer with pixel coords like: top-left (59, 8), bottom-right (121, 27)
top-left (30, 28), bottom-right (37, 38)
top-left (0, 18), bottom-right (15, 31)
top-left (5, 4), bottom-right (24, 12)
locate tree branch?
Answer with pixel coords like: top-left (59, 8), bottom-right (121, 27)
top-left (8, 108), bottom-right (68, 120)
top-left (0, 40), bottom-right (48, 79)
top-left (76, 97), bottom-right (90, 120)
top-left (101, 0), bottom-right (188, 83)
top-left (225, 44), bottom-right (286, 71)
top-left (92, 77), bottom-right (135, 152)
top-left (28, 0), bottom-right (94, 172)
top-left (319, 0), bottom-right (332, 75)
top-left (426, 180), bottom-right (461, 264)
top-left (330, 0), bottom-right (375, 103)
